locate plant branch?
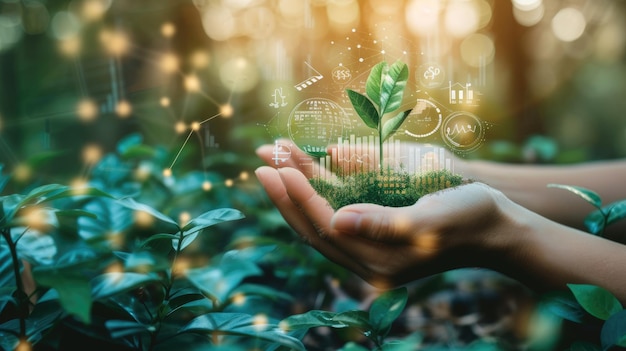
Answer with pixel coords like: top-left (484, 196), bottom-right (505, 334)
top-left (1, 228), bottom-right (27, 338)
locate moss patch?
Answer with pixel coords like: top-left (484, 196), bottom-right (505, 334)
top-left (310, 169), bottom-right (468, 210)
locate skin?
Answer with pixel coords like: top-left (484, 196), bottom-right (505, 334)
top-left (255, 142), bottom-right (626, 302)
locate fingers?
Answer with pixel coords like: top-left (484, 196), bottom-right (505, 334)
top-left (330, 204), bottom-right (419, 244)
top-left (254, 166), bottom-right (363, 273)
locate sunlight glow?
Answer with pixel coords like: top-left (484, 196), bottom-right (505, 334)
top-left (552, 7), bottom-right (586, 42)
top-left (161, 22), bottom-right (176, 38)
top-left (76, 99), bottom-right (98, 121)
top-left (115, 100), bottom-right (132, 117)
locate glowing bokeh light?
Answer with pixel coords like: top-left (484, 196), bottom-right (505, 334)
top-left (513, 3), bottom-right (545, 27)
top-left (184, 75), bottom-right (202, 92)
top-left (82, 144), bottom-right (103, 164)
top-left (76, 99), bottom-right (98, 121)
top-left (100, 29), bottom-right (130, 56)
top-left (191, 121), bottom-right (201, 131)
top-left (460, 33), bottom-right (495, 67)
top-left (179, 211), bottom-right (191, 227)
top-left (241, 6), bottom-right (276, 39)
top-left (327, 0), bottom-right (360, 29)
top-left (175, 121), bottom-right (187, 134)
top-left (15, 339), bottom-right (32, 351)
top-left (51, 11), bottom-right (81, 40)
top-left (161, 22), bottom-right (176, 38)
top-left (80, 0), bottom-right (111, 21)
top-left (444, 1), bottom-right (479, 38)
top-left (201, 5), bottom-right (236, 41)
top-left (160, 53), bottom-right (179, 74)
top-left (239, 171), bottom-right (249, 181)
top-left (202, 180), bottom-right (212, 191)
top-left (252, 314), bottom-right (269, 331)
top-left (225, 179), bottom-right (234, 187)
top-left (405, 0), bottom-right (441, 37)
top-left (160, 96), bottom-right (171, 107)
top-left (115, 100), bottom-right (132, 117)
top-left (220, 104), bottom-right (234, 118)
top-left (13, 163), bottom-right (32, 182)
top-left (59, 36), bottom-right (82, 57)
top-left (163, 168), bottom-right (173, 178)
top-left (190, 50), bottom-right (210, 69)
top-left (134, 210), bottom-right (155, 227)
top-left (512, 0), bottom-right (543, 11)
top-left (551, 7), bottom-right (586, 42)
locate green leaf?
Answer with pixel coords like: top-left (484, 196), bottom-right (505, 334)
top-left (369, 287), bottom-right (408, 337)
top-left (185, 256), bottom-right (262, 304)
top-left (378, 60), bottom-right (409, 116)
top-left (540, 291), bottom-right (586, 323)
top-left (585, 199), bottom-right (626, 235)
top-left (177, 208), bottom-right (244, 250)
top-left (105, 320), bottom-right (153, 339)
top-left (118, 198), bottom-right (178, 227)
top-left (601, 309), bottom-right (626, 350)
top-left (346, 89), bottom-right (379, 129)
top-left (568, 284), bottom-right (622, 320)
top-left (280, 310), bottom-right (365, 331)
top-left (381, 109), bottom-right (412, 142)
top-left (547, 184), bottom-right (602, 209)
top-left (179, 313), bottom-right (305, 351)
top-left (91, 272), bottom-right (162, 300)
top-left (366, 61), bottom-right (387, 109)
top-left (33, 270), bottom-right (92, 324)
top-left (116, 133), bottom-right (144, 155)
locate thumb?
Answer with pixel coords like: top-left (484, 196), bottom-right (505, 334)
top-left (330, 204), bottom-right (416, 243)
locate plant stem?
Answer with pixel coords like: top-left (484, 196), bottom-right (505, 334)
top-left (378, 121), bottom-right (383, 175)
top-left (1, 228), bottom-right (27, 339)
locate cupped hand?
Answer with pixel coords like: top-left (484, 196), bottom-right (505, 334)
top-left (255, 163), bottom-right (520, 288)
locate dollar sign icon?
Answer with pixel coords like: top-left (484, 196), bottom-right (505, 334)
top-left (418, 63), bottom-right (445, 89)
top-left (332, 66), bottom-right (352, 83)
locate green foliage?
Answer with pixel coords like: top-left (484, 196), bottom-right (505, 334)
top-left (0, 134), bottom-right (319, 351)
top-left (281, 287), bottom-right (412, 349)
top-left (346, 61), bottom-right (412, 171)
top-left (311, 169), bottom-right (466, 209)
top-left (567, 284), bottom-right (622, 321)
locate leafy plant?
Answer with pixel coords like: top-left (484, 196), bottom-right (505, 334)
top-left (345, 60), bottom-right (412, 173)
top-left (0, 136), bottom-right (311, 351)
top-left (280, 286), bottom-right (417, 350)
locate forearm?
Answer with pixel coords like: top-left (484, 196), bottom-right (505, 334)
top-left (489, 201), bottom-right (626, 302)
top-left (458, 159), bottom-right (626, 236)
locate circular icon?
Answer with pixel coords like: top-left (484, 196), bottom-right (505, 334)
top-left (331, 65), bottom-right (352, 83)
top-left (403, 99), bottom-right (443, 138)
top-left (287, 98), bottom-right (351, 157)
top-left (441, 111), bottom-right (485, 153)
top-left (417, 62), bottom-right (445, 89)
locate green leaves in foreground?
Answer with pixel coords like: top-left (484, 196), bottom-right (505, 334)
top-left (280, 287), bottom-right (408, 346)
top-left (567, 284), bottom-right (626, 350)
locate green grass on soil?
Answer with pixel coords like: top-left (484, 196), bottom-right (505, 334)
top-left (310, 169), bottom-right (467, 210)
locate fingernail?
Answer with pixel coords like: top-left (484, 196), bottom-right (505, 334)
top-left (331, 210), bottom-right (362, 234)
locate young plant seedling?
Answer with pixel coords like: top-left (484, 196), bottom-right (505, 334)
top-left (345, 60), bottom-right (412, 173)
top-left (309, 60), bottom-right (468, 209)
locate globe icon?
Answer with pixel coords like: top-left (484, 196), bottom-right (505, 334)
top-left (287, 98), bottom-right (351, 157)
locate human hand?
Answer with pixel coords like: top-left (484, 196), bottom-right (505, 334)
top-left (254, 163), bottom-right (522, 288)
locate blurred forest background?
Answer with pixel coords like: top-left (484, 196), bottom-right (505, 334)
top-left (0, 0), bottom-right (625, 349)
